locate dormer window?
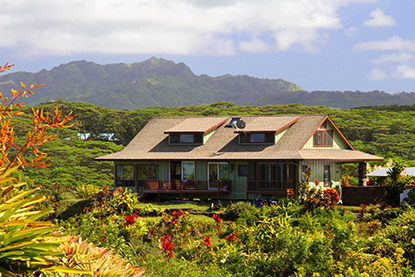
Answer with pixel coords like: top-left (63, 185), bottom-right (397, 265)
top-left (165, 117), bottom-right (228, 145)
top-left (169, 133), bottom-right (203, 144)
top-left (314, 130), bottom-right (333, 147)
top-left (240, 132), bottom-right (274, 144)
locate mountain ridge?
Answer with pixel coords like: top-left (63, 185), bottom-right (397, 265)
top-left (1, 57), bottom-right (414, 109)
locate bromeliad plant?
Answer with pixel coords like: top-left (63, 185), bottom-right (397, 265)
top-left (0, 167), bottom-right (68, 276)
top-left (0, 62), bottom-right (82, 276)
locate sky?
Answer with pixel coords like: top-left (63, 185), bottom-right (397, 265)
top-left (1, 0), bottom-right (414, 93)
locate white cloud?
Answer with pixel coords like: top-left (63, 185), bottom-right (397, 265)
top-left (368, 68), bottom-right (386, 80)
top-left (354, 36), bottom-right (415, 52)
top-left (363, 8), bottom-right (396, 27)
top-left (372, 52), bottom-right (415, 64)
top-left (393, 65), bottom-right (415, 79)
top-left (0, 0), bottom-right (374, 56)
top-left (239, 39), bottom-right (270, 53)
top-left (354, 36), bottom-right (415, 80)
top-left (345, 26), bottom-right (357, 37)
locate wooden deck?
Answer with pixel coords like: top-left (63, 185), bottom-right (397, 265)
top-left (141, 179), bottom-right (231, 201)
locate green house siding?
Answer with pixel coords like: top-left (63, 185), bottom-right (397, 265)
top-left (228, 161), bottom-right (248, 200)
top-left (275, 127), bottom-right (288, 144)
top-left (299, 161), bottom-right (341, 190)
top-left (195, 161), bottom-right (207, 180)
top-left (114, 159), bottom-right (340, 199)
top-left (203, 130), bottom-right (216, 144)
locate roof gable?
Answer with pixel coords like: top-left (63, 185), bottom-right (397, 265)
top-left (300, 116), bottom-right (354, 150)
top-left (95, 115), bottom-right (383, 162)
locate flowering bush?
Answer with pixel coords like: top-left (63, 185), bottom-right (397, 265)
top-left (212, 213), bottom-right (222, 235)
top-left (161, 235), bottom-right (174, 258)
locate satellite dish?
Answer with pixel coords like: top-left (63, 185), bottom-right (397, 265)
top-left (236, 120), bottom-right (246, 129)
top-left (231, 121), bottom-right (238, 129)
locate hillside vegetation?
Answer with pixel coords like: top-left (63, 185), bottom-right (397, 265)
top-left (0, 58), bottom-right (301, 109)
top-left (12, 101), bottom-right (415, 190)
top-left (2, 58), bottom-right (415, 109)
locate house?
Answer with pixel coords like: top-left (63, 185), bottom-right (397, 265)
top-left (76, 133), bottom-right (119, 142)
top-left (95, 115), bottom-right (384, 201)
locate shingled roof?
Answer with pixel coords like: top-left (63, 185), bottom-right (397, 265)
top-left (95, 115), bottom-right (384, 162)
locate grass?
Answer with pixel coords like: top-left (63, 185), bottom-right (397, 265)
top-left (136, 202), bottom-right (211, 212)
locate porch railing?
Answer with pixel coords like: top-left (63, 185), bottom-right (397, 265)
top-left (141, 179), bottom-right (232, 192)
top-left (247, 180), bottom-right (294, 191)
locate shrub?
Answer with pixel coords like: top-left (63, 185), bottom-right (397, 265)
top-left (223, 201), bottom-right (258, 222)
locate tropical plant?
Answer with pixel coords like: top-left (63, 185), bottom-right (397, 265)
top-left (387, 160), bottom-right (410, 205)
top-left (0, 62), bottom-right (84, 276)
top-left (55, 236), bottom-right (145, 276)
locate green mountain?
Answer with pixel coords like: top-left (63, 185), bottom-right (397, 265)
top-left (1, 57), bottom-right (415, 109)
top-left (0, 57), bottom-right (302, 110)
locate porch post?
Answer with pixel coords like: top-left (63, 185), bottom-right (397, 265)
top-left (358, 162), bottom-right (366, 186)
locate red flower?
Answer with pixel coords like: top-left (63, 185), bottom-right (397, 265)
top-left (213, 214), bottom-right (222, 235)
top-left (172, 211), bottom-right (183, 217)
top-left (99, 236), bottom-right (106, 242)
top-left (123, 214), bottom-right (135, 226)
top-left (161, 235), bottom-right (174, 258)
top-left (204, 235), bottom-right (211, 246)
top-left (212, 214), bottom-right (222, 224)
top-left (170, 210), bottom-right (183, 224)
top-left (315, 179), bottom-right (320, 185)
top-left (161, 234), bottom-right (171, 242)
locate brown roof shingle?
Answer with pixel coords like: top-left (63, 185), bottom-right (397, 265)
top-left (164, 117), bottom-right (228, 133)
top-left (95, 115), bottom-right (384, 162)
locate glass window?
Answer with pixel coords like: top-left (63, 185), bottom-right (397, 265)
top-left (251, 133), bottom-right (265, 143)
top-left (238, 164), bottom-right (247, 177)
top-left (314, 131), bottom-right (323, 146)
top-left (180, 134), bottom-right (194, 143)
top-left (314, 130), bottom-right (333, 147)
top-left (170, 134), bottom-right (179, 143)
top-left (138, 165), bottom-right (157, 180)
top-left (239, 133), bottom-right (249, 143)
top-left (116, 165), bottom-right (135, 187)
top-left (219, 163), bottom-right (229, 180)
top-left (324, 130), bottom-right (333, 147)
top-left (324, 165), bottom-right (331, 186)
top-left (209, 163), bottom-right (218, 182)
top-left (182, 161), bottom-right (195, 180)
top-left (170, 134), bottom-right (203, 144)
top-left (258, 162), bottom-right (267, 180)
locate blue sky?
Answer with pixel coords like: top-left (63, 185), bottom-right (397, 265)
top-left (1, 0), bottom-right (414, 93)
